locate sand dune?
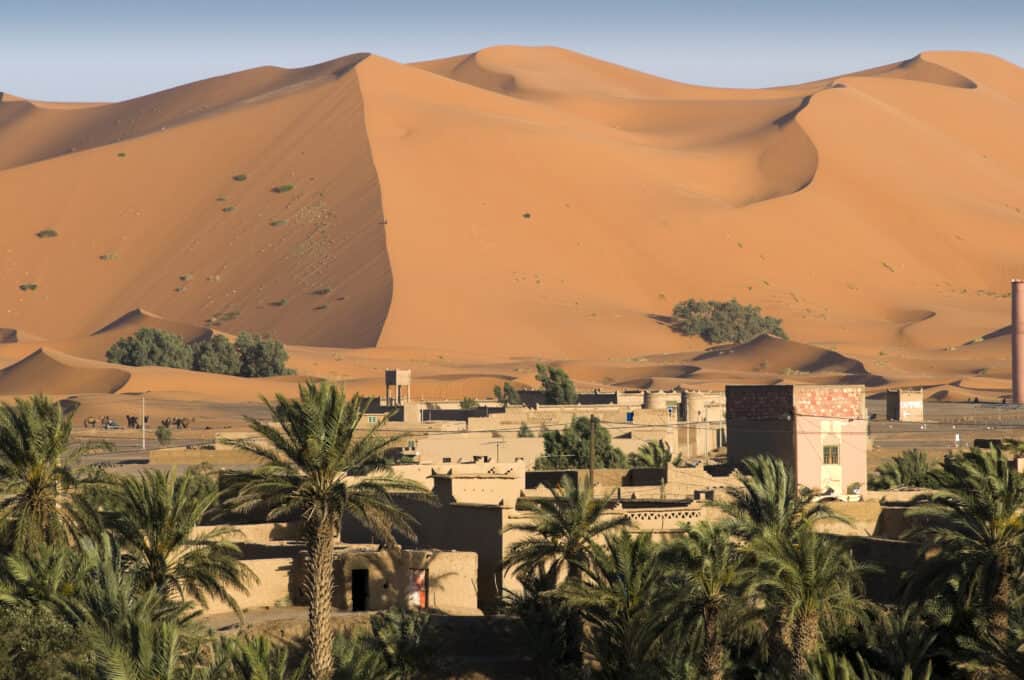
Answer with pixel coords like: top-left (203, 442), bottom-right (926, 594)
top-left (1, 46), bottom-right (1022, 401)
top-left (0, 54), bottom-right (368, 170)
top-left (1, 59), bottom-right (390, 347)
top-left (0, 348), bottom-right (130, 395)
top-left (690, 334), bottom-right (871, 376)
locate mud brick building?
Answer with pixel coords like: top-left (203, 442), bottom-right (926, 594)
top-left (726, 385), bottom-right (868, 493)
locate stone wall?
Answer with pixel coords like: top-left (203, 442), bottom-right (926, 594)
top-left (793, 385), bottom-right (866, 420)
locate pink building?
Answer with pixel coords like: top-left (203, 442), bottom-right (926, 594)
top-left (725, 385), bottom-right (868, 494)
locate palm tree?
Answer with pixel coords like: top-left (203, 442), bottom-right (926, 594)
top-left (753, 526), bottom-right (870, 678)
top-left (862, 602), bottom-right (943, 678)
top-left (365, 607), bottom-right (438, 679)
top-left (500, 576), bottom-right (577, 679)
top-left (868, 449), bottom-right (938, 490)
top-left (503, 474), bottom-right (630, 587)
top-left (906, 447), bottom-right (1024, 639)
top-left (223, 381), bottom-right (433, 680)
top-left (716, 455), bottom-right (840, 540)
top-left (627, 441), bottom-right (672, 469)
top-left (560, 530), bottom-right (668, 679)
top-left (0, 395), bottom-right (109, 552)
top-left (662, 521), bottom-right (758, 680)
top-left (210, 635), bottom-right (308, 680)
top-left (99, 469), bottom-right (255, 616)
top-left (332, 632), bottom-right (389, 680)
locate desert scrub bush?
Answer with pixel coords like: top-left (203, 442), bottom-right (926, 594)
top-left (35, 229), bottom-right (58, 238)
top-left (155, 424), bottom-right (172, 446)
top-left (179, 273), bottom-right (193, 282)
top-left (313, 305), bottom-right (327, 311)
top-left (269, 220), bottom-right (287, 227)
top-left (232, 173), bottom-right (247, 181)
top-left (460, 397), bottom-right (480, 410)
top-left (117, 151), bottom-right (126, 157)
top-left (235, 331), bottom-right (290, 377)
top-left (207, 310), bottom-right (240, 325)
top-left (271, 184), bottom-right (293, 193)
top-left (192, 334), bottom-right (241, 375)
top-left (268, 298), bottom-right (287, 307)
top-left (106, 327), bottom-right (193, 369)
top-left (312, 288), bottom-right (331, 296)
top-left (669, 298), bottom-right (786, 344)
top-left (19, 283), bottom-right (37, 291)
top-left (535, 363), bottom-right (577, 405)
top-left (99, 252), bottom-right (117, 261)
top-left (222, 206), bottom-right (235, 213)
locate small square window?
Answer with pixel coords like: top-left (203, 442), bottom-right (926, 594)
top-left (368, 415), bottom-right (378, 424)
top-left (823, 445), bottom-right (840, 465)
top-left (442, 457), bottom-right (451, 463)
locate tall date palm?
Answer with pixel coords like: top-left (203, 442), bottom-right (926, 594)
top-left (0, 394), bottom-right (109, 553)
top-left (224, 381), bottom-right (432, 680)
top-left (100, 469), bottom-right (255, 616)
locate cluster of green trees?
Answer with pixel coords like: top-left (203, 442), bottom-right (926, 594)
top-left (536, 417), bottom-right (673, 470)
top-left (0, 387), bottom-right (436, 680)
top-left (537, 416), bottom-right (626, 470)
top-left (493, 364), bottom-right (577, 407)
top-left (503, 449), bottom-right (1024, 678)
top-left (106, 328), bottom-right (291, 377)
top-left (669, 298), bottom-right (787, 344)
top-left (536, 363), bottom-right (577, 404)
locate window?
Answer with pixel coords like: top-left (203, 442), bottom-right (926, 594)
top-left (368, 415), bottom-right (378, 424)
top-left (823, 445), bottom-right (840, 465)
top-left (442, 457), bottom-right (451, 463)
top-left (407, 440), bottom-right (417, 450)
top-left (626, 412), bottom-right (635, 423)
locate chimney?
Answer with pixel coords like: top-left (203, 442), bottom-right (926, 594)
top-left (1014, 280), bottom-right (1023, 405)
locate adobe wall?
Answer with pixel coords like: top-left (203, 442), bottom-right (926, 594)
top-left (341, 500), bottom-right (506, 612)
top-left (726, 419), bottom-right (795, 470)
top-left (337, 548), bottom-right (479, 614)
top-left (410, 432), bottom-right (544, 467)
top-left (794, 414), bottom-right (868, 492)
top-left (197, 521), bottom-right (303, 544)
top-left (148, 447), bottom-right (265, 467)
top-left (434, 473), bottom-right (524, 506)
top-left (831, 535), bottom-right (921, 604)
top-left (204, 557), bottom-right (297, 616)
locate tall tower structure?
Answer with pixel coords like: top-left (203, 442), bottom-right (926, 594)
top-left (1013, 280), bottom-right (1023, 405)
top-left (385, 369), bottom-right (412, 406)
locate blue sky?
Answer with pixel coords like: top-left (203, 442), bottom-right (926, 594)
top-left (3, 0), bottom-right (1022, 101)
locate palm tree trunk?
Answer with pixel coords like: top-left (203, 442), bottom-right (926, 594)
top-left (791, 613), bottom-right (820, 679)
top-left (306, 513), bottom-right (337, 680)
top-left (992, 568), bottom-right (1011, 640)
top-left (564, 562), bottom-right (584, 667)
top-left (701, 606), bottom-right (725, 680)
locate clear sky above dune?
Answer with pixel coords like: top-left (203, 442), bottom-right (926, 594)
top-left (3, 0), bottom-right (1022, 101)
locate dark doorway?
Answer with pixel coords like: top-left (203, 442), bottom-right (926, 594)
top-left (351, 569), bottom-right (369, 612)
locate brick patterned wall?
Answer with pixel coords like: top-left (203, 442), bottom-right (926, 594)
top-left (793, 385), bottom-right (866, 419)
top-left (726, 385), bottom-right (794, 420)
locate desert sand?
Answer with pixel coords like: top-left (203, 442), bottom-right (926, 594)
top-left (1, 46), bottom-right (1022, 408)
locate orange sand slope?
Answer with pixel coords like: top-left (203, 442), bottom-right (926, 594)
top-left (2, 46), bottom-right (1022, 376)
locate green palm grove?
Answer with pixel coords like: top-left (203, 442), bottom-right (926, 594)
top-left (2, 389), bottom-right (1024, 678)
top-left (502, 448), bottom-right (1024, 678)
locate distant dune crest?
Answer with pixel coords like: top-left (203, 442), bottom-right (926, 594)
top-left (0, 45), bottom-right (1021, 373)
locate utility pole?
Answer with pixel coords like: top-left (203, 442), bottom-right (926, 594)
top-left (141, 392), bottom-right (146, 451)
top-left (589, 415), bottom-right (596, 488)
